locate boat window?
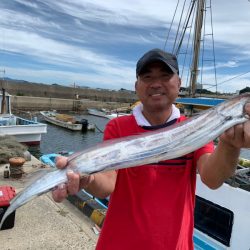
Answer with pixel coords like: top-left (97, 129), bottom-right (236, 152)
top-left (194, 195), bottom-right (234, 247)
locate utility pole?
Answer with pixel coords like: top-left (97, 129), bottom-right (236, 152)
top-left (0, 69), bottom-right (6, 114)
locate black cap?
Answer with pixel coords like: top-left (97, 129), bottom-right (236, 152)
top-left (136, 48), bottom-right (179, 76)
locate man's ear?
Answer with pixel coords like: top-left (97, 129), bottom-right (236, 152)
top-left (178, 77), bottom-right (181, 89)
top-left (135, 80), bottom-right (138, 91)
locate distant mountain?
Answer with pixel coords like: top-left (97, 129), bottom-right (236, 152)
top-left (3, 77), bottom-right (29, 83)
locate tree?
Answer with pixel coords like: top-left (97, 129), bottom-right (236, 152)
top-left (239, 87), bottom-right (250, 94)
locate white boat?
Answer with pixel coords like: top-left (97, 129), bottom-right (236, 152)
top-left (194, 173), bottom-right (250, 249)
top-left (0, 90), bottom-right (47, 145)
top-left (87, 108), bottom-right (129, 120)
top-left (40, 111), bottom-right (95, 132)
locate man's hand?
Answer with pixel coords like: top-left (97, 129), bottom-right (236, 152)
top-left (219, 103), bottom-right (250, 149)
top-left (197, 103), bottom-right (250, 189)
top-left (52, 156), bottom-right (94, 203)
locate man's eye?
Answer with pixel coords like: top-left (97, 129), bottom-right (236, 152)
top-left (162, 74), bottom-right (173, 80)
top-left (162, 73), bottom-right (171, 77)
top-left (142, 75), bottom-right (151, 80)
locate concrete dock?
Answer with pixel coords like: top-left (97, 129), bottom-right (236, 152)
top-left (0, 156), bottom-right (98, 250)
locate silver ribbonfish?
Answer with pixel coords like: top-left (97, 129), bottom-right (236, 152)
top-left (1, 93), bottom-right (250, 229)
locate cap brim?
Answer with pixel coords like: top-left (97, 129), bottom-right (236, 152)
top-left (137, 58), bottom-right (178, 76)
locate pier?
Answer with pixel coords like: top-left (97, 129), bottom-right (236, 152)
top-left (0, 156), bottom-right (98, 249)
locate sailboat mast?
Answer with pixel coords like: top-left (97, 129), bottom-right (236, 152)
top-left (189, 0), bottom-right (205, 97)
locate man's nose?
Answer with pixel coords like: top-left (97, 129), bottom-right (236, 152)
top-left (150, 77), bottom-right (163, 87)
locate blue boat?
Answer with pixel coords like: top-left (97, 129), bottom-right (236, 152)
top-left (40, 151), bottom-right (74, 168)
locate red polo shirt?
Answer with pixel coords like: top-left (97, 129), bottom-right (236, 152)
top-left (96, 115), bottom-right (214, 250)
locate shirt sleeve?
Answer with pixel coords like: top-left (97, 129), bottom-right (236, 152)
top-left (194, 141), bottom-right (214, 162)
top-left (103, 119), bottom-right (120, 141)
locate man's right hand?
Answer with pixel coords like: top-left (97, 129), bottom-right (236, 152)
top-left (52, 156), bottom-right (94, 202)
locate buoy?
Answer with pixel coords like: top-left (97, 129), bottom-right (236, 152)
top-left (238, 157), bottom-right (250, 168)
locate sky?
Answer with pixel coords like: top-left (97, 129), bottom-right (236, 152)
top-left (0, 0), bottom-right (250, 93)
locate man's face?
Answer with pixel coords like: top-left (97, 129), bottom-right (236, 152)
top-left (135, 61), bottom-right (181, 112)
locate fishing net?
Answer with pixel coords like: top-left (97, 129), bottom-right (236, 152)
top-left (0, 135), bottom-right (27, 163)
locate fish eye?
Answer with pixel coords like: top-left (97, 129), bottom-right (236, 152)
top-left (225, 116), bottom-right (232, 121)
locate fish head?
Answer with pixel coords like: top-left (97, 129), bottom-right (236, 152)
top-left (216, 93), bottom-right (250, 120)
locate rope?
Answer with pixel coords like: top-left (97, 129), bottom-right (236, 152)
top-left (206, 70), bottom-right (250, 90)
top-left (9, 165), bottom-right (24, 178)
top-left (172, 0), bottom-right (187, 54)
top-left (199, 0), bottom-right (218, 94)
top-left (163, 0), bottom-right (180, 51)
top-left (179, 2), bottom-right (196, 87)
top-left (209, 0), bottom-right (218, 94)
top-left (174, 0), bottom-right (196, 55)
top-left (94, 124), bottom-right (104, 133)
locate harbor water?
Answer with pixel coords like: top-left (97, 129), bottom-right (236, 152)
top-left (29, 114), bottom-right (109, 158)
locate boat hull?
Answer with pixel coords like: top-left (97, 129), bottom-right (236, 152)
top-left (0, 115), bottom-right (47, 145)
top-left (40, 111), bottom-right (94, 132)
top-left (87, 108), bottom-right (128, 120)
top-left (40, 111), bottom-right (82, 131)
top-left (195, 175), bottom-right (250, 249)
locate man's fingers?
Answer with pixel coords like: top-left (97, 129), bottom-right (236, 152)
top-left (244, 103), bottom-right (250, 115)
top-left (80, 175), bottom-right (95, 189)
top-left (222, 127), bottom-right (234, 140)
top-left (220, 121), bottom-right (250, 148)
top-left (52, 184), bottom-right (68, 202)
top-left (52, 172), bottom-right (80, 203)
top-left (52, 157), bottom-right (82, 202)
top-left (67, 170), bottom-right (80, 195)
top-left (56, 156), bottom-right (68, 169)
top-left (233, 124), bottom-right (244, 140)
top-left (244, 121), bottom-right (250, 140)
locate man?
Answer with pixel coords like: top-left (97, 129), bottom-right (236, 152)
top-left (52, 48), bottom-right (250, 249)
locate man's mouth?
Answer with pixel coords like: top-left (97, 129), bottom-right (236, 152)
top-left (150, 93), bottom-right (164, 97)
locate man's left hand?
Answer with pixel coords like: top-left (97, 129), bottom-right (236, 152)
top-left (219, 103), bottom-right (250, 148)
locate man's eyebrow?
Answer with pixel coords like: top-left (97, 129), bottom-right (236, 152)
top-left (139, 68), bottom-right (151, 75)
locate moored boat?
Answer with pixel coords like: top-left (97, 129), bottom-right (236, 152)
top-left (0, 90), bottom-right (47, 145)
top-left (194, 170), bottom-right (250, 249)
top-left (40, 111), bottom-right (95, 132)
top-left (87, 108), bottom-right (129, 120)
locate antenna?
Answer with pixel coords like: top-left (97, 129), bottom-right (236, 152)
top-left (0, 68), bottom-right (5, 76)
top-left (0, 68), bottom-right (6, 88)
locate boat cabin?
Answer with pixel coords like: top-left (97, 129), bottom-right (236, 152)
top-left (0, 90), bottom-right (47, 145)
top-left (0, 89), bottom-right (11, 115)
top-left (0, 90), bottom-right (13, 126)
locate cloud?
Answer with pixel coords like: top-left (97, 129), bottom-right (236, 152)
top-left (51, 0), bottom-right (178, 27)
top-left (14, 0), bottom-right (39, 9)
top-left (0, 0), bottom-right (250, 93)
